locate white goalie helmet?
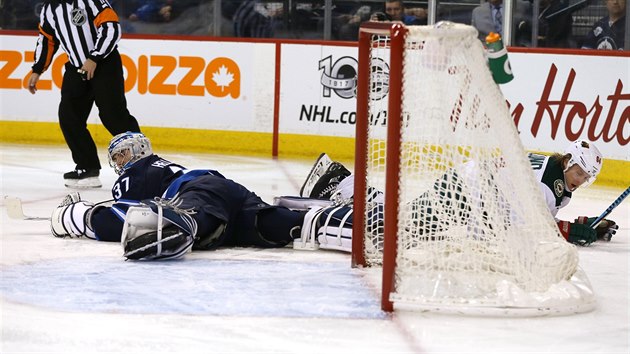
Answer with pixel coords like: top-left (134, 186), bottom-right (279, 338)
top-left (108, 132), bottom-right (153, 175)
top-left (564, 140), bottom-right (603, 187)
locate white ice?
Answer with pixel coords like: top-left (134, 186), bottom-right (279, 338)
top-left (1, 143), bottom-right (628, 353)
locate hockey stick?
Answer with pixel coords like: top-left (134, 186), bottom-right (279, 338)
top-left (3, 196), bottom-right (50, 221)
top-left (589, 186), bottom-right (630, 228)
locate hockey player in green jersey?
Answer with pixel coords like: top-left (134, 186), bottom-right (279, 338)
top-left (293, 140), bottom-right (619, 249)
top-left (527, 140), bottom-right (617, 245)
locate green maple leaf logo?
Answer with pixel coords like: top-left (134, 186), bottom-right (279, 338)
top-left (212, 65), bottom-right (234, 92)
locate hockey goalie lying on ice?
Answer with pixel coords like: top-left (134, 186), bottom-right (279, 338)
top-left (50, 133), bottom-right (618, 261)
top-left (49, 132), bottom-right (356, 260)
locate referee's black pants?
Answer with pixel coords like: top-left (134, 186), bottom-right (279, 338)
top-left (59, 49), bottom-right (140, 171)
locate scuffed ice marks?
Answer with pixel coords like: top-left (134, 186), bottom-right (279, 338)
top-left (0, 257), bottom-right (385, 319)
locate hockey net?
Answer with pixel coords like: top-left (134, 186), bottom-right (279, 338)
top-left (352, 22), bottom-right (595, 315)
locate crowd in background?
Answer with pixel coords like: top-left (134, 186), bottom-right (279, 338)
top-left (0, 0), bottom-right (626, 50)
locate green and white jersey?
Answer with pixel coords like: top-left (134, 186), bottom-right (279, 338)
top-left (527, 153), bottom-right (572, 218)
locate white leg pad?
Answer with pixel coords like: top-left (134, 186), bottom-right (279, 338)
top-left (293, 206), bottom-right (325, 250)
top-left (50, 200), bottom-right (96, 239)
top-left (317, 228), bottom-right (352, 252)
top-left (316, 205), bottom-right (353, 253)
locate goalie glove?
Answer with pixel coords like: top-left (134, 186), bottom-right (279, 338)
top-left (575, 216), bottom-right (618, 242)
top-left (557, 220), bottom-right (597, 246)
top-left (50, 192), bottom-right (96, 239)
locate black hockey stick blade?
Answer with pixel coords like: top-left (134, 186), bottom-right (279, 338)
top-left (4, 196), bottom-right (50, 221)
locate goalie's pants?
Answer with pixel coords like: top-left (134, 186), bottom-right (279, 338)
top-left (167, 174), bottom-right (303, 249)
top-left (59, 49), bottom-right (141, 171)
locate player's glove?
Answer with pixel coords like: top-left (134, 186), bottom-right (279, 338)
top-left (575, 216), bottom-right (618, 242)
top-left (557, 220), bottom-right (597, 246)
top-left (50, 192), bottom-right (96, 239)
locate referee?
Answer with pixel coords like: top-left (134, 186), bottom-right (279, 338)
top-left (27, 0), bottom-right (141, 189)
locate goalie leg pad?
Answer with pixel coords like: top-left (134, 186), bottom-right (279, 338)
top-left (50, 200), bottom-right (96, 239)
top-left (316, 205), bottom-right (353, 253)
top-left (121, 205), bottom-right (193, 260)
top-left (293, 205), bottom-right (354, 252)
top-left (294, 206), bottom-right (325, 250)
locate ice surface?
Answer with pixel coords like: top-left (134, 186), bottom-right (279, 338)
top-left (1, 143), bottom-right (628, 353)
top-left (1, 257), bottom-right (385, 318)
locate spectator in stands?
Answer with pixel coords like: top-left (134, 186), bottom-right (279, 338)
top-left (374, 0), bottom-right (427, 25)
top-left (538, 0), bottom-right (573, 48)
top-left (472, 0), bottom-right (534, 43)
top-left (472, 0), bottom-right (506, 41)
top-left (232, 0), bottom-right (278, 38)
top-left (335, 4), bottom-right (373, 40)
top-left (336, 0), bottom-right (426, 41)
top-left (114, 1), bottom-right (214, 36)
top-left (518, 0), bottom-right (574, 47)
top-left (0, 0), bottom-right (41, 30)
top-left (539, 0), bottom-right (574, 47)
top-left (581, 0), bottom-right (626, 50)
top-left (127, 0), bottom-right (174, 23)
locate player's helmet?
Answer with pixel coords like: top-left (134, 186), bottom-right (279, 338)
top-left (108, 132), bottom-right (152, 175)
top-left (564, 140), bottom-right (603, 187)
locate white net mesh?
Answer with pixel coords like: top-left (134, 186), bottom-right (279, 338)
top-left (359, 23), bottom-right (595, 315)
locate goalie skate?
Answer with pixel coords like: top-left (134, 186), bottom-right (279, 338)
top-left (299, 153), bottom-right (332, 198)
top-left (300, 154), bottom-right (351, 200)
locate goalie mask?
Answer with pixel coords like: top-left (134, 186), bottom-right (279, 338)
top-left (564, 140), bottom-right (603, 187)
top-left (108, 132), bottom-right (153, 175)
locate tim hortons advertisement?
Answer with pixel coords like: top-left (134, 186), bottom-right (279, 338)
top-left (502, 53), bottom-right (629, 160)
top-left (0, 35), bottom-right (276, 132)
top-left (279, 44), bottom-right (628, 161)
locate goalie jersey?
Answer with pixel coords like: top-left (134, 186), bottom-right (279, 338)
top-left (90, 155), bottom-right (221, 241)
top-left (527, 152), bottom-right (572, 218)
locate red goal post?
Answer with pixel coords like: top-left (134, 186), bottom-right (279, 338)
top-left (351, 22), bottom-right (596, 315)
top-left (353, 22), bottom-right (406, 312)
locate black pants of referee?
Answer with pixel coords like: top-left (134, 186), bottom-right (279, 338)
top-left (59, 49), bottom-right (140, 171)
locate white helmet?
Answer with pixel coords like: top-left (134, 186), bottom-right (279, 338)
top-left (564, 140), bottom-right (603, 187)
top-left (108, 132), bottom-right (153, 175)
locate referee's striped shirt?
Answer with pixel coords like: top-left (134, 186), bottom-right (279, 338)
top-left (32, 0), bottom-right (121, 74)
